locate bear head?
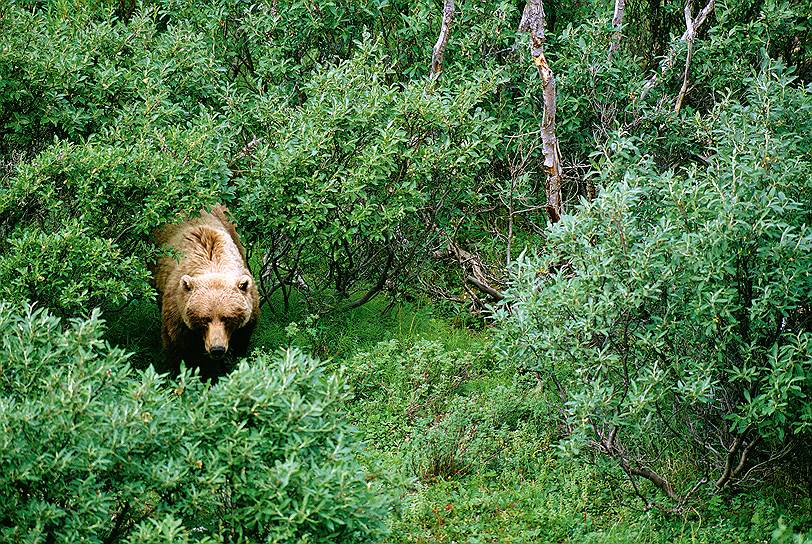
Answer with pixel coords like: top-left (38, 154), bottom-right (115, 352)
top-left (177, 272), bottom-right (254, 359)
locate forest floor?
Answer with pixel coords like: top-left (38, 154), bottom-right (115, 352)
top-left (109, 297), bottom-right (812, 544)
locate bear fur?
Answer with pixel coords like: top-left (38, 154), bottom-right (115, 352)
top-left (153, 205), bottom-right (259, 379)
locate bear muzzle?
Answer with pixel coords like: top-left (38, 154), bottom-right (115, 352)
top-left (209, 345), bottom-right (226, 359)
top-left (204, 321), bottom-right (230, 358)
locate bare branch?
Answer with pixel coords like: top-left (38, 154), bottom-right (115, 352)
top-left (433, 240), bottom-right (505, 306)
top-left (677, 476), bottom-right (708, 511)
top-left (466, 275), bottom-right (504, 301)
top-left (691, 0), bottom-right (716, 31)
top-left (596, 427), bottom-right (677, 504)
top-left (715, 432), bottom-right (745, 489)
top-left (640, 0), bottom-right (714, 99)
top-left (628, 463), bottom-right (677, 500)
top-left (519, 0), bottom-right (564, 223)
top-left (731, 435), bottom-right (759, 480)
top-left (740, 441), bottom-right (795, 483)
top-left (342, 248), bottom-right (394, 310)
top-left (430, 0), bottom-right (455, 80)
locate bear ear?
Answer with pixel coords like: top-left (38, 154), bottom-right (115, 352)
top-left (180, 275), bottom-right (195, 291)
top-left (237, 275), bottom-right (251, 292)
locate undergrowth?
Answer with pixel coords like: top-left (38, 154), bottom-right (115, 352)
top-left (108, 297), bottom-right (812, 543)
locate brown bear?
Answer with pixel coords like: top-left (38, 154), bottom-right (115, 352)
top-left (153, 205), bottom-right (259, 379)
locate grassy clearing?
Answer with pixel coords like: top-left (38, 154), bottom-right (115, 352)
top-left (106, 296), bottom-right (811, 543)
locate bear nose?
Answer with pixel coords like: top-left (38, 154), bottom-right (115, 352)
top-left (209, 345), bottom-right (226, 358)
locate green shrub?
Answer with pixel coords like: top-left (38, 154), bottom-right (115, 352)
top-left (232, 41), bottom-right (503, 309)
top-left (405, 389), bottom-right (540, 483)
top-left (0, 4), bottom-right (236, 317)
top-left (342, 338), bottom-right (550, 484)
top-left (496, 65), bottom-right (812, 507)
top-left (341, 339), bottom-right (484, 451)
top-left (0, 303), bottom-right (389, 543)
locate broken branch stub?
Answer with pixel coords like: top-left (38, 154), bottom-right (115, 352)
top-left (520, 0), bottom-right (563, 223)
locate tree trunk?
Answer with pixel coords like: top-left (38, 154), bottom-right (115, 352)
top-left (519, 0), bottom-right (564, 223)
top-left (608, 0), bottom-right (626, 60)
top-left (430, 0), bottom-right (455, 80)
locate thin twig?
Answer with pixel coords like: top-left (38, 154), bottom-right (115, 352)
top-left (640, 0), bottom-right (715, 99)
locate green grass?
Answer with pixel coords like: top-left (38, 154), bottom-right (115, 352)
top-left (105, 294), bottom-right (812, 544)
top-left (249, 292), bottom-right (485, 362)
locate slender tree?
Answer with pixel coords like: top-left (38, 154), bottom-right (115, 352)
top-left (430, 0), bottom-right (455, 80)
top-left (608, 0), bottom-right (625, 60)
top-left (519, 0), bottom-right (564, 223)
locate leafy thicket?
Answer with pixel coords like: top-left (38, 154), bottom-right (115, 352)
top-left (1, 5), bottom-right (233, 314)
top-left (234, 43), bottom-right (502, 308)
top-left (3, 0), bottom-right (811, 313)
top-left (497, 67), bottom-right (812, 506)
top-left (0, 303), bottom-right (388, 543)
top-left (2, 0), bottom-right (811, 529)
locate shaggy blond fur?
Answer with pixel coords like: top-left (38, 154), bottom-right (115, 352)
top-left (154, 205), bottom-right (259, 378)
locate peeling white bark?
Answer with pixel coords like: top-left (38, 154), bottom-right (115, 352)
top-left (675, 1), bottom-right (696, 112)
top-left (520, 0), bottom-right (563, 223)
top-left (608, 0), bottom-right (626, 60)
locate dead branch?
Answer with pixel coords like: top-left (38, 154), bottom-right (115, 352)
top-left (228, 136), bottom-right (259, 169)
top-left (676, 476), bottom-right (708, 512)
top-left (433, 241), bottom-right (505, 305)
top-left (740, 441), bottom-right (795, 483)
top-left (640, 0), bottom-right (715, 100)
top-left (596, 426), bottom-right (678, 504)
top-left (466, 275), bottom-right (504, 301)
top-left (430, 0), bottom-right (455, 80)
top-left (731, 435), bottom-right (759, 480)
top-left (448, 242), bottom-right (504, 300)
top-left (608, 0), bottom-right (625, 60)
top-left (342, 248), bottom-right (394, 310)
top-left (627, 463), bottom-right (677, 500)
top-left (715, 432), bottom-right (745, 489)
top-left (519, 0), bottom-right (564, 223)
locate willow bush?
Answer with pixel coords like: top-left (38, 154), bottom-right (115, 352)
top-left (2, 0), bottom-right (811, 519)
top-left (496, 65), bottom-right (812, 507)
top-left (0, 303), bottom-right (389, 542)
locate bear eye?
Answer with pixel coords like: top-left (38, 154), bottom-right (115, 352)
top-left (192, 316), bottom-right (210, 328)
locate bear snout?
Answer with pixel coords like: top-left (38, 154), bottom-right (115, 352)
top-left (209, 345), bottom-right (226, 358)
top-left (204, 320), bottom-right (230, 357)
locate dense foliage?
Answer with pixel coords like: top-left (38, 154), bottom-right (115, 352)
top-left (2, 0), bottom-right (811, 540)
top-left (497, 66), bottom-right (812, 505)
top-left (0, 303), bottom-right (388, 542)
top-left (3, 0), bottom-right (811, 312)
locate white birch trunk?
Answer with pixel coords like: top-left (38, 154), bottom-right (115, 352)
top-left (520, 0), bottom-right (564, 223)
